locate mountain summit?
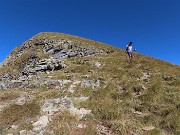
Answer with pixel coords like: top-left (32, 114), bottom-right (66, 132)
top-left (0, 32), bottom-right (180, 135)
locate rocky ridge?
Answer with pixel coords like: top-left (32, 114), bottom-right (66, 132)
top-left (0, 32), bottom-right (113, 90)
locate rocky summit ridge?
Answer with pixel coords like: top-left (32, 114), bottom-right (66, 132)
top-left (0, 32), bottom-right (180, 135)
top-left (0, 32), bottom-right (113, 90)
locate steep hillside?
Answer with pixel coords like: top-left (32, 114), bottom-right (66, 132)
top-left (0, 32), bottom-right (180, 135)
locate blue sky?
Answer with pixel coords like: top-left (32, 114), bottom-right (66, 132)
top-left (0, 0), bottom-right (180, 65)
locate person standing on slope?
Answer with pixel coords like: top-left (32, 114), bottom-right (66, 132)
top-left (125, 41), bottom-right (133, 63)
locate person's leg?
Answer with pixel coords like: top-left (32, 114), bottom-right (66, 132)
top-left (130, 56), bottom-right (133, 63)
top-left (127, 52), bottom-right (130, 62)
top-left (131, 53), bottom-right (133, 63)
top-left (129, 52), bottom-right (133, 63)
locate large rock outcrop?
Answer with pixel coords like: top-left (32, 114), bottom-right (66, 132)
top-left (0, 32), bottom-right (114, 90)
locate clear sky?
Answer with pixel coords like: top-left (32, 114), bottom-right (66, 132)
top-left (0, 0), bottom-right (180, 65)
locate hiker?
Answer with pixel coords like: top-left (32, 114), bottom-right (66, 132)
top-left (125, 41), bottom-right (133, 63)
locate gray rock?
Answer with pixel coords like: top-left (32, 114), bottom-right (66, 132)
top-left (42, 97), bottom-right (74, 115)
top-left (19, 130), bottom-right (27, 135)
top-left (133, 111), bottom-right (143, 115)
top-left (0, 80), bottom-right (23, 90)
top-left (77, 124), bottom-right (86, 129)
top-left (53, 52), bottom-right (68, 59)
top-left (68, 52), bottom-right (78, 58)
top-left (0, 82), bottom-right (7, 90)
top-left (44, 45), bottom-right (54, 53)
top-left (97, 124), bottom-right (111, 135)
top-left (46, 49), bottom-right (54, 54)
top-left (28, 82), bottom-right (41, 88)
top-left (46, 80), bottom-right (60, 86)
top-left (81, 80), bottom-right (100, 89)
top-left (15, 92), bottom-right (32, 105)
top-left (15, 96), bottom-right (26, 105)
top-left (10, 80), bottom-right (23, 88)
top-left (34, 65), bottom-right (49, 71)
top-left (11, 125), bottom-right (18, 130)
top-left (142, 126), bottom-right (155, 131)
top-left (69, 107), bottom-right (91, 119)
top-left (0, 103), bottom-right (10, 111)
top-left (33, 115), bottom-right (49, 131)
top-left (95, 61), bottom-right (101, 68)
top-left (22, 58), bottom-right (65, 77)
top-left (46, 80), bottom-right (71, 87)
top-left (34, 42), bottom-right (45, 46)
top-left (18, 76), bottom-right (28, 81)
top-left (68, 81), bottom-right (81, 93)
top-left (72, 97), bottom-right (89, 102)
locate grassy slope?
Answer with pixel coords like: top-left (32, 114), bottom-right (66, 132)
top-left (0, 32), bottom-right (180, 135)
top-left (64, 51), bottom-right (180, 135)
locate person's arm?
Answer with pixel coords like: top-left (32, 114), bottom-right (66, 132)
top-left (125, 45), bottom-right (128, 52)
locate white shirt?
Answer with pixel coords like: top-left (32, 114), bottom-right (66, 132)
top-left (126, 45), bottom-right (133, 52)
